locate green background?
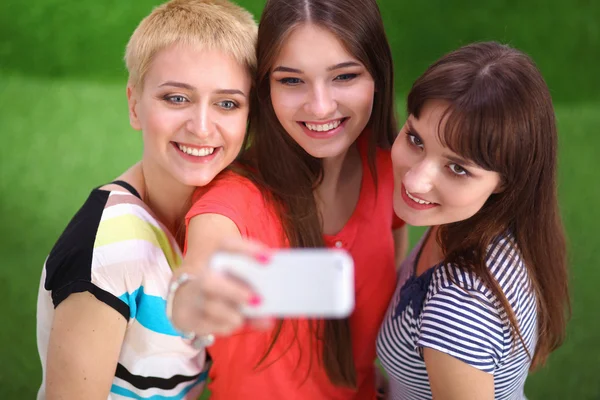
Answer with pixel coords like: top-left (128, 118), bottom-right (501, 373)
top-left (1, 0), bottom-right (598, 398)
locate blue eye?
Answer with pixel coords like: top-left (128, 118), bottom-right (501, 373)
top-left (164, 95), bottom-right (188, 104)
top-left (217, 100), bottom-right (238, 110)
top-left (278, 77), bottom-right (302, 86)
top-left (334, 73), bottom-right (358, 82)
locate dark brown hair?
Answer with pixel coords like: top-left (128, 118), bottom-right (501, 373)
top-left (407, 41), bottom-right (569, 368)
top-left (236, 0), bottom-right (397, 388)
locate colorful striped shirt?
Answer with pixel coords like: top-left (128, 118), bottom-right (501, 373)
top-left (36, 183), bottom-right (207, 400)
top-left (377, 231), bottom-right (537, 400)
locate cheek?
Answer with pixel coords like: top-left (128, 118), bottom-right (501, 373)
top-left (142, 106), bottom-right (180, 140)
top-left (270, 85), bottom-right (305, 116)
top-left (391, 139), bottom-right (414, 172)
top-left (441, 184), bottom-right (494, 214)
top-left (219, 113), bottom-right (249, 148)
top-left (341, 81), bottom-right (374, 119)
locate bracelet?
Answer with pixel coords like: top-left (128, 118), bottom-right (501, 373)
top-left (166, 272), bottom-right (215, 348)
top-left (166, 272), bottom-right (196, 340)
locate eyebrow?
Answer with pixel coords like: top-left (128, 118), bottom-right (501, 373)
top-left (159, 81), bottom-right (246, 97)
top-left (445, 154), bottom-right (475, 167)
top-left (407, 119), bottom-right (475, 167)
top-left (272, 61), bottom-right (362, 74)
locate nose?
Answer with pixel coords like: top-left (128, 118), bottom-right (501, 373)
top-left (186, 103), bottom-right (213, 139)
top-left (403, 159), bottom-right (436, 194)
top-left (305, 83), bottom-right (336, 119)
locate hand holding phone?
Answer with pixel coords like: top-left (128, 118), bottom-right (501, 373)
top-left (209, 249), bottom-right (355, 318)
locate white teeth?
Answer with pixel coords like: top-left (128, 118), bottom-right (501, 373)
top-left (177, 144), bottom-right (215, 157)
top-left (305, 119), bottom-right (342, 132)
top-left (406, 189), bottom-right (432, 205)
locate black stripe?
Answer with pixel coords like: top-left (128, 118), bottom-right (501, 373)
top-left (111, 180), bottom-right (142, 199)
top-left (53, 281), bottom-right (130, 321)
top-left (115, 363), bottom-right (203, 390)
top-left (46, 189), bottom-right (130, 322)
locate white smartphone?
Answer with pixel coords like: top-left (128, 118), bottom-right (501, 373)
top-left (209, 249), bottom-right (355, 318)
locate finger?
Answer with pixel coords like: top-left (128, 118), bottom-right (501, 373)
top-left (191, 305), bottom-right (245, 337)
top-left (200, 298), bottom-right (246, 329)
top-left (198, 271), bottom-right (256, 305)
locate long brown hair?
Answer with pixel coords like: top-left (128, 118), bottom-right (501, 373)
top-left (236, 0), bottom-right (397, 388)
top-left (407, 42), bottom-right (569, 368)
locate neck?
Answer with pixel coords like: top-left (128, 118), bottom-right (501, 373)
top-left (421, 225), bottom-right (445, 267)
top-left (316, 143), bottom-right (358, 201)
top-left (139, 160), bottom-right (195, 242)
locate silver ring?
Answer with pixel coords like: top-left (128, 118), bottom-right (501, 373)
top-left (192, 333), bottom-right (215, 349)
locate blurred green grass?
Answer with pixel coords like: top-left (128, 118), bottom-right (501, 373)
top-left (1, 75), bottom-right (598, 400)
top-left (0, 0), bottom-right (598, 102)
top-left (1, 0), bottom-right (598, 398)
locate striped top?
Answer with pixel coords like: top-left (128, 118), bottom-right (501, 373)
top-left (377, 231), bottom-right (538, 400)
top-left (36, 183), bottom-right (207, 400)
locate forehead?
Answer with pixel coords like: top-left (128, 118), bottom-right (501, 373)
top-left (409, 100), bottom-right (450, 137)
top-left (145, 44), bottom-right (251, 89)
top-left (273, 24), bottom-right (357, 70)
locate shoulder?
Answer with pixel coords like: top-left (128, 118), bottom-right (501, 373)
top-left (187, 169), bottom-right (283, 242)
top-left (45, 188), bottom-right (112, 290)
top-left (192, 169), bottom-right (262, 205)
top-left (430, 233), bottom-right (527, 300)
top-left (45, 188), bottom-right (178, 302)
top-left (417, 233), bottom-right (535, 372)
top-left (94, 190), bottom-right (181, 268)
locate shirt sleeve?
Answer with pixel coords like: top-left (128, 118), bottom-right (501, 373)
top-left (416, 284), bottom-right (505, 373)
top-left (45, 196), bottom-right (177, 326)
top-left (186, 172), bottom-right (261, 237)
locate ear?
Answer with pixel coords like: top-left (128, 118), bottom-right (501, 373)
top-left (127, 84), bottom-right (142, 131)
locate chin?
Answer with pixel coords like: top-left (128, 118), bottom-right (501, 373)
top-left (175, 171), bottom-right (217, 188)
top-left (392, 203), bottom-right (431, 227)
top-left (303, 142), bottom-right (350, 160)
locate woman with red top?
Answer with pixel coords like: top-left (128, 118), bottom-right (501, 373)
top-left (168, 0), bottom-right (407, 398)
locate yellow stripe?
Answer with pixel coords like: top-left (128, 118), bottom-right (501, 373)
top-left (94, 214), bottom-right (182, 270)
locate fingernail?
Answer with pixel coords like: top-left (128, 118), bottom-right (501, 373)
top-left (248, 295), bottom-right (262, 306)
top-left (255, 252), bottom-right (271, 265)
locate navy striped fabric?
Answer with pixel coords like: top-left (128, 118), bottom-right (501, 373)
top-left (377, 233), bottom-right (537, 400)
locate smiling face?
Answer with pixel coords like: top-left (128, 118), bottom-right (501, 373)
top-left (391, 99), bottom-right (503, 227)
top-left (268, 24), bottom-right (375, 159)
top-left (127, 44), bottom-right (251, 187)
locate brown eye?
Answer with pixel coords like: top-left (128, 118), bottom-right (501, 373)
top-left (407, 133), bottom-right (423, 148)
top-left (449, 163), bottom-right (468, 176)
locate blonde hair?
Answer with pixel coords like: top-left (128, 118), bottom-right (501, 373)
top-left (125, 0), bottom-right (257, 90)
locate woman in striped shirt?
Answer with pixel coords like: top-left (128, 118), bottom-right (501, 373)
top-left (36, 1), bottom-right (257, 398)
top-left (377, 42), bottom-right (569, 400)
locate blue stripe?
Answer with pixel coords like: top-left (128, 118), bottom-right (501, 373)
top-left (110, 371), bottom-right (208, 400)
top-left (118, 286), bottom-right (182, 337)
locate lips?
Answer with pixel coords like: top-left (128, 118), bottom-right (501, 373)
top-left (172, 142), bottom-right (221, 163)
top-left (401, 184), bottom-right (439, 210)
top-left (298, 118), bottom-right (348, 139)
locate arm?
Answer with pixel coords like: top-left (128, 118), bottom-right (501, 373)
top-left (45, 292), bottom-right (127, 400)
top-left (417, 281), bottom-right (503, 400)
top-left (170, 214), bottom-right (272, 337)
top-left (393, 224), bottom-right (409, 268)
top-left (424, 348), bottom-right (494, 400)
